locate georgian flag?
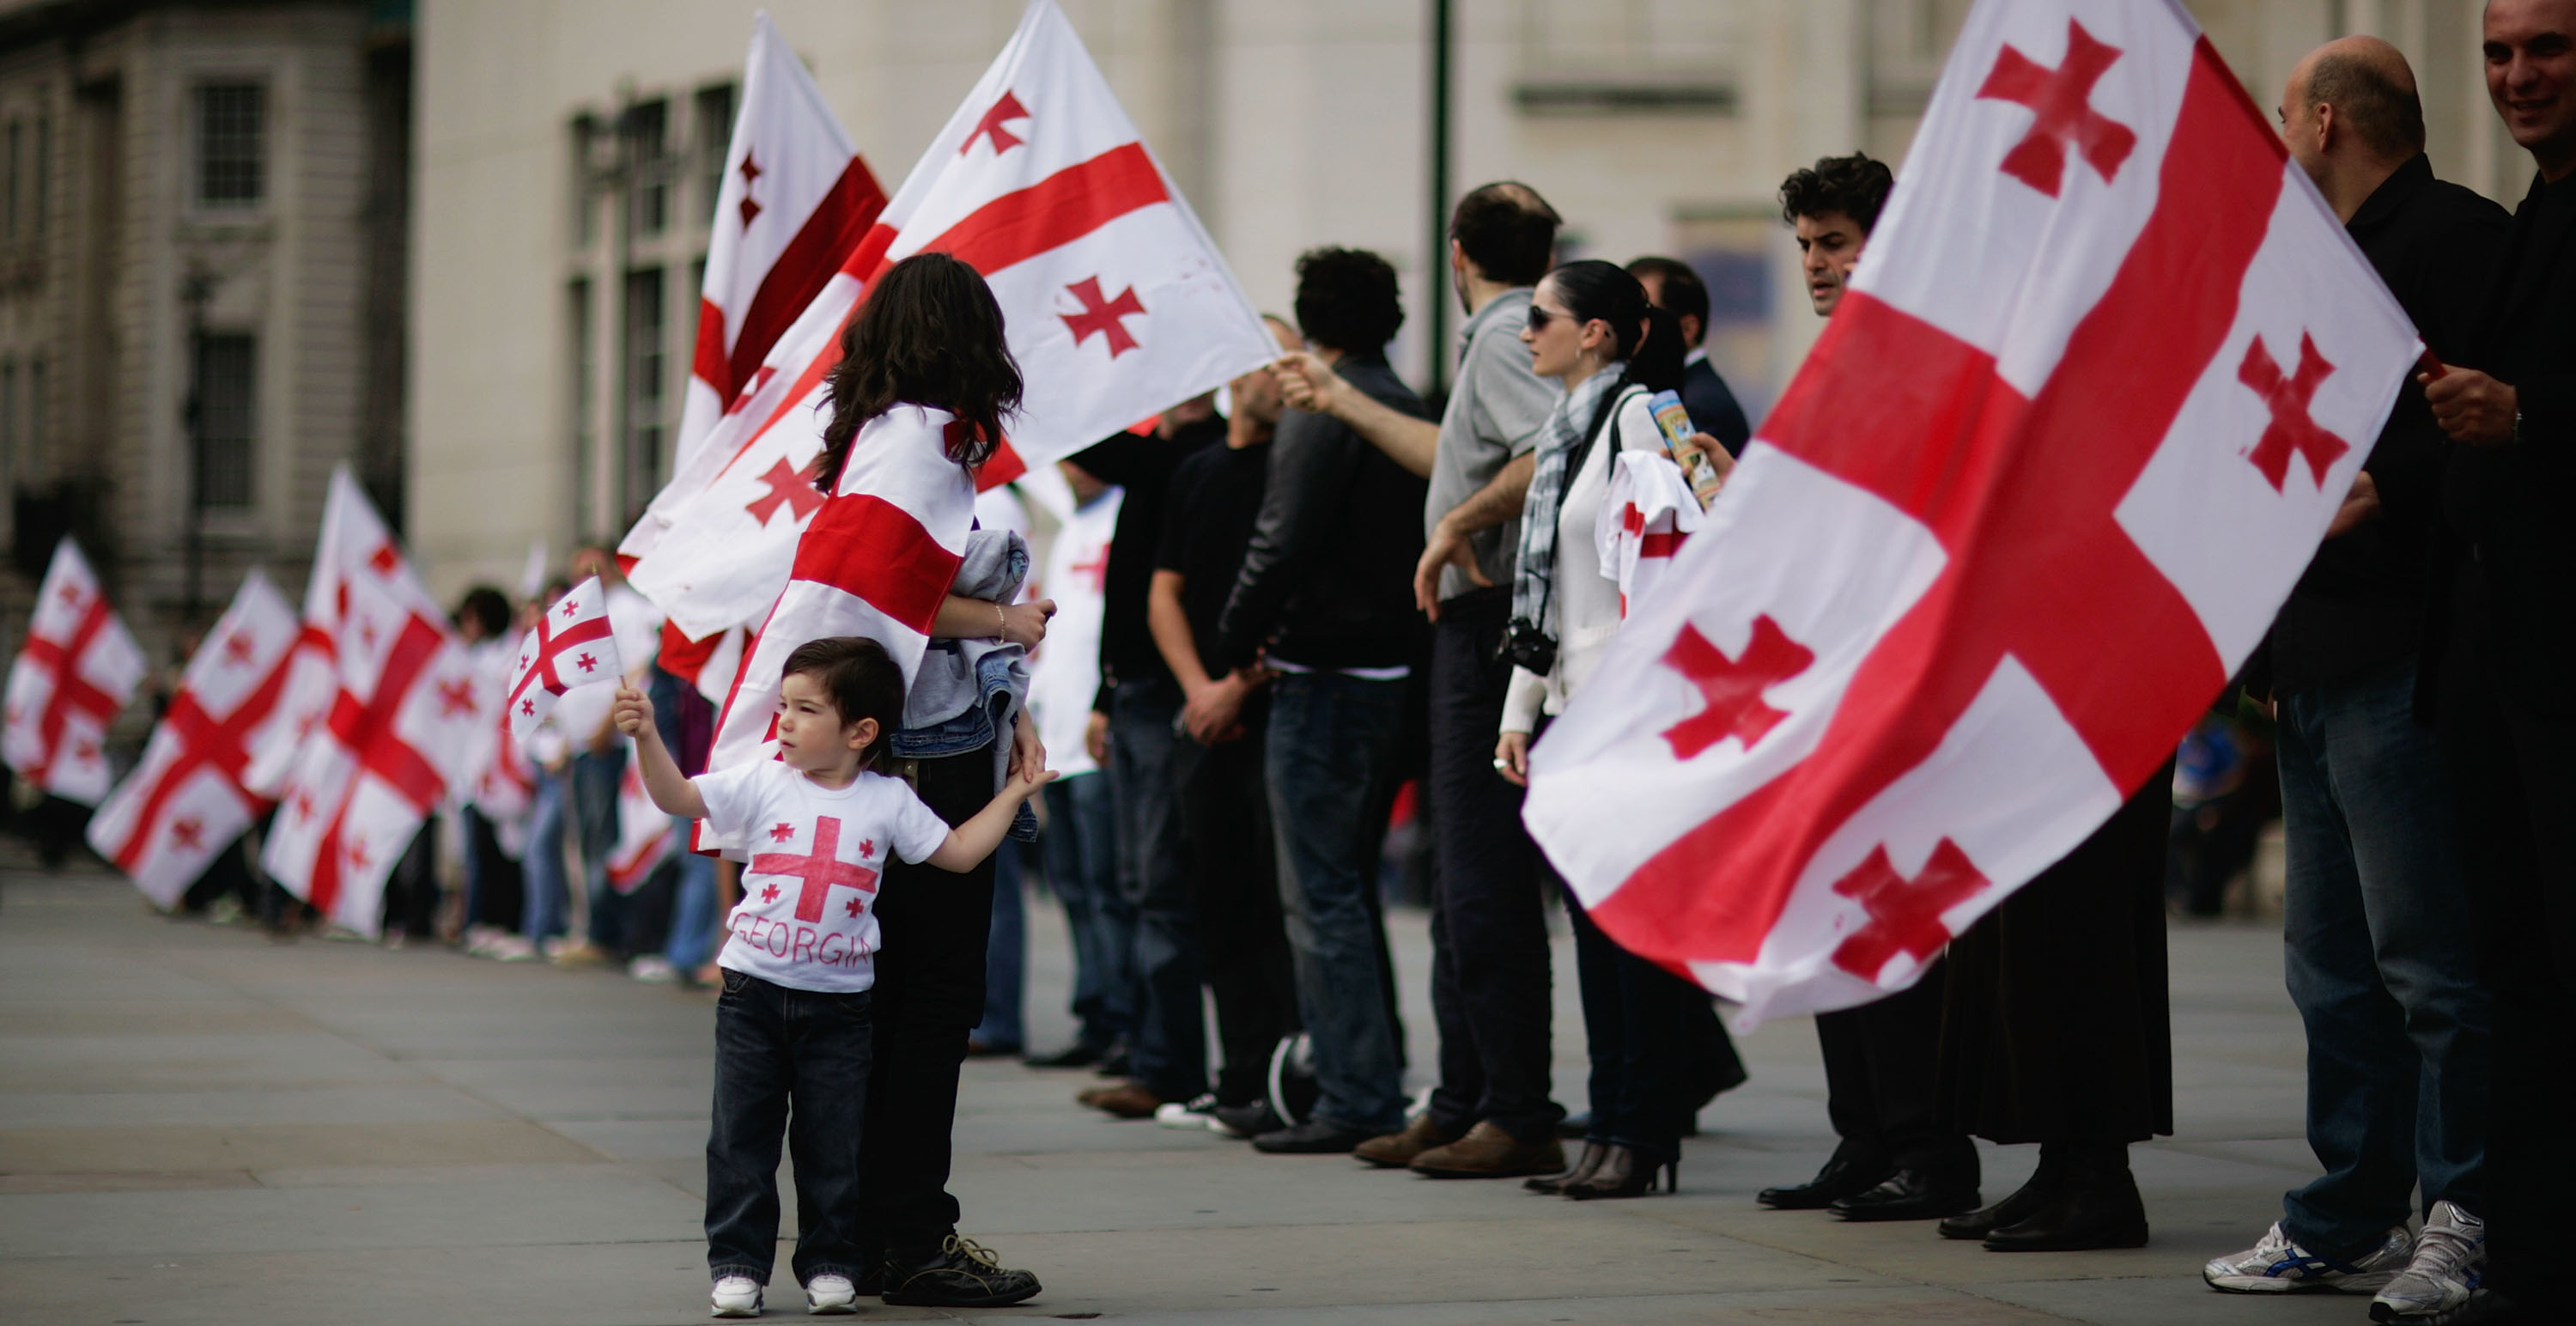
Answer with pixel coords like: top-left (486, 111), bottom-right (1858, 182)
top-left (88, 572), bottom-right (304, 907)
top-left (3, 538), bottom-right (147, 805)
top-left (1523, 0), bottom-right (2420, 1025)
top-left (262, 469), bottom-right (493, 937)
top-left (624, 0), bottom-right (1274, 642)
top-left (607, 750), bottom-right (676, 892)
top-left (504, 575), bottom-right (623, 742)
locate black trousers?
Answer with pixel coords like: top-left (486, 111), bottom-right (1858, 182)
top-left (1172, 715), bottom-right (1299, 1106)
top-left (1424, 589), bottom-right (1560, 1142)
top-left (1815, 964), bottom-right (1971, 1172)
top-left (2437, 592), bottom-right (2576, 1311)
top-left (853, 750), bottom-right (997, 1261)
top-left (706, 971), bottom-right (872, 1286)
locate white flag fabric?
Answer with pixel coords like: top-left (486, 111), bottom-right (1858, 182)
top-left (624, 0), bottom-right (1273, 642)
top-left (1523, 0), bottom-right (2421, 1025)
top-left (88, 572), bottom-right (305, 907)
top-left (262, 469), bottom-right (493, 937)
top-left (3, 537), bottom-right (147, 805)
top-left (1027, 482), bottom-right (1120, 779)
top-left (607, 749), bottom-right (676, 893)
top-left (1596, 452), bottom-right (1704, 617)
top-left (504, 575), bottom-right (623, 742)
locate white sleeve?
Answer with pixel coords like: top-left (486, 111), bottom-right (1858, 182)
top-left (1500, 665), bottom-right (1547, 735)
top-left (1616, 392), bottom-right (1666, 455)
top-left (692, 763), bottom-right (769, 842)
top-left (887, 784), bottom-right (955, 864)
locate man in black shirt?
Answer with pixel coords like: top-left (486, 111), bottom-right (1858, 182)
top-left (1065, 398), bottom-right (1225, 1118)
top-left (2203, 40), bottom-right (2502, 1310)
top-left (1147, 315), bottom-right (1305, 1135)
top-left (1218, 248), bottom-right (1432, 1153)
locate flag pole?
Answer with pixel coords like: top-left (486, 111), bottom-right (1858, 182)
top-left (1425, 0), bottom-right (1453, 405)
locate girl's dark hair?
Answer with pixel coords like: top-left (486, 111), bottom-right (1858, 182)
top-left (814, 252), bottom-right (1024, 492)
top-left (781, 636), bottom-right (905, 771)
top-left (1541, 259), bottom-right (1686, 396)
top-left (456, 586), bottom-right (513, 640)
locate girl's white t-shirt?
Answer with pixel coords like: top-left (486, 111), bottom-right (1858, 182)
top-left (694, 762), bottom-right (951, 993)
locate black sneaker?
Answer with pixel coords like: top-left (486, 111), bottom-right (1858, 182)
top-left (1206, 1101), bottom-right (1283, 1139)
top-left (879, 1235), bottom-right (1042, 1309)
top-left (1251, 1118), bottom-right (1377, 1154)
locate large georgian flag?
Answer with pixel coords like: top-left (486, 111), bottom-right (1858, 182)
top-left (263, 470), bottom-right (493, 937)
top-left (1523, 0), bottom-right (2421, 1024)
top-left (3, 537), bottom-right (147, 804)
top-left (625, 0), bottom-right (1274, 642)
top-left (88, 572), bottom-right (304, 907)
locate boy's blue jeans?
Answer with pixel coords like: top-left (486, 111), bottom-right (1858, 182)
top-left (705, 969), bottom-right (873, 1286)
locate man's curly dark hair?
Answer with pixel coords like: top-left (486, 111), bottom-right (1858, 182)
top-left (1778, 152), bottom-right (1895, 236)
top-left (1292, 246), bottom-right (1405, 356)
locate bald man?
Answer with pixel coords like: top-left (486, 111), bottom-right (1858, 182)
top-left (2203, 39), bottom-right (2507, 1319)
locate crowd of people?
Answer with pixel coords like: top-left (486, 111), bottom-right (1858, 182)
top-left (84, 5), bottom-right (2576, 1323)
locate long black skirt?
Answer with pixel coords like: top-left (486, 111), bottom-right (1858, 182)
top-left (1937, 760), bottom-right (2175, 1145)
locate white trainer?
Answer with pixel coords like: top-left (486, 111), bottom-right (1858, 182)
top-left (804, 1272), bottom-right (858, 1315)
top-left (2205, 1221), bottom-right (2412, 1293)
top-left (1155, 1093), bottom-right (1221, 1130)
top-left (2371, 1201), bottom-right (2485, 1323)
top-left (709, 1274), bottom-right (763, 1317)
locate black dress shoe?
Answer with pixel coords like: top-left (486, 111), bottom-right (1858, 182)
top-left (1019, 1043), bottom-right (1105, 1069)
top-left (1982, 1143), bottom-right (2148, 1251)
top-left (1094, 1047), bottom-right (1132, 1079)
top-left (1941, 1149), bottom-right (2066, 1240)
top-left (1757, 1143), bottom-right (1893, 1210)
top-left (1250, 1118), bottom-right (1377, 1154)
top-left (1830, 1165), bottom-right (1981, 1222)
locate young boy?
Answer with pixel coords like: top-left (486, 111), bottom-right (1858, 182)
top-left (614, 636), bottom-right (1051, 1318)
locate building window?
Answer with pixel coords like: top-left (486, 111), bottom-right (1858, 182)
top-left (196, 83), bottom-right (265, 209)
top-left (34, 115), bottom-right (48, 234)
top-left (695, 83), bottom-right (736, 231)
top-left (1, 359), bottom-right (16, 493)
top-left (27, 355), bottom-right (45, 464)
top-left (193, 333), bottom-right (257, 508)
top-left (619, 267), bottom-right (665, 521)
top-left (623, 98), bottom-right (668, 240)
top-left (568, 278), bottom-right (593, 530)
top-left (6, 120), bottom-right (21, 238)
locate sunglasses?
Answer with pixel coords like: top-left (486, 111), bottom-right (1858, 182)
top-left (1526, 303), bottom-right (1575, 332)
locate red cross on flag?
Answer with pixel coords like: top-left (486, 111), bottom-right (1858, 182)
top-left (3, 537), bottom-right (148, 805)
top-left (503, 575), bottom-right (623, 743)
top-left (1522, 0), bottom-right (2421, 1025)
top-left (623, 0), bottom-right (1273, 642)
top-left (262, 469), bottom-right (493, 937)
top-left (87, 571), bottom-right (307, 908)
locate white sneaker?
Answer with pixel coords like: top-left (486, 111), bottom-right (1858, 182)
top-left (2372, 1201), bottom-right (2484, 1322)
top-left (629, 954), bottom-right (682, 984)
top-left (804, 1272), bottom-right (857, 1315)
top-left (1155, 1093), bottom-right (1221, 1129)
top-left (709, 1274), bottom-right (762, 1317)
top-left (2205, 1220), bottom-right (2412, 1293)
top-left (487, 934), bottom-right (539, 962)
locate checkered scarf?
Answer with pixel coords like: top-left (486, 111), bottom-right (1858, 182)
top-left (1510, 366), bottom-right (1631, 648)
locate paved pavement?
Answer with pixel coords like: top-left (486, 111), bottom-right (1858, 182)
top-left (0, 861), bottom-right (2375, 1325)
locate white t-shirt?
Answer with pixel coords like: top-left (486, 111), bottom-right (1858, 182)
top-left (695, 761), bottom-right (951, 993)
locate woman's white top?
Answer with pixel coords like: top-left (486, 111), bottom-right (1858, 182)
top-left (1501, 386), bottom-right (1666, 733)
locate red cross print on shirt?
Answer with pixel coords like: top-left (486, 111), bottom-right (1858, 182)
top-left (1829, 839), bottom-right (1992, 980)
top-left (2239, 332), bottom-right (2347, 492)
top-left (750, 814), bottom-right (880, 923)
top-left (1976, 19), bottom-right (2139, 198)
top-left (306, 615), bottom-right (455, 915)
top-left (737, 150), bottom-right (763, 228)
top-left (962, 90), bottom-right (1030, 157)
top-left (744, 456), bottom-right (828, 526)
top-left (506, 594), bottom-right (615, 716)
top-left (1659, 617), bottom-right (1814, 760)
top-left (1594, 47), bottom-right (2269, 970)
top-left (1062, 277), bottom-right (1145, 358)
top-left (18, 593), bottom-right (121, 788)
top-left (1068, 545), bottom-right (1110, 593)
top-left (107, 648), bottom-right (296, 873)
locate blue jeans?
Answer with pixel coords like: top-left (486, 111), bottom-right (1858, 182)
top-left (1266, 672), bottom-right (1408, 1133)
top-left (705, 969), bottom-right (872, 1286)
top-left (1109, 677), bottom-right (1205, 1100)
top-left (1041, 772), bottom-right (1131, 1050)
top-left (572, 747), bottom-right (629, 952)
top-left (664, 819), bottom-right (722, 971)
top-left (975, 838), bottom-right (1026, 1049)
top-left (2277, 661), bottom-right (2489, 1254)
top-left (520, 769), bottom-right (569, 941)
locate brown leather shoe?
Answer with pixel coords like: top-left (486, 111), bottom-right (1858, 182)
top-left (1352, 1114), bottom-right (1465, 1169)
top-left (1084, 1081), bottom-right (1169, 1119)
top-left (1411, 1120), bottom-right (1566, 1179)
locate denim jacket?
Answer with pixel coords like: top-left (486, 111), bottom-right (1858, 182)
top-left (890, 526), bottom-right (1038, 841)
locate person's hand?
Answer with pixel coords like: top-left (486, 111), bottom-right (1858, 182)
top-left (1008, 709), bottom-right (1047, 785)
top-left (1183, 673), bottom-right (1250, 745)
top-left (1495, 731), bottom-right (1533, 788)
top-left (999, 599), bottom-right (1057, 648)
top-left (1084, 709), bottom-right (1110, 764)
top-left (1687, 433), bottom-right (1738, 493)
top-left (2324, 470), bottom-right (2379, 539)
top-left (611, 683), bottom-right (653, 738)
top-left (1413, 519), bottom-right (1492, 620)
top-left (1272, 351), bottom-right (1345, 418)
top-left (2421, 362), bottom-right (2518, 446)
